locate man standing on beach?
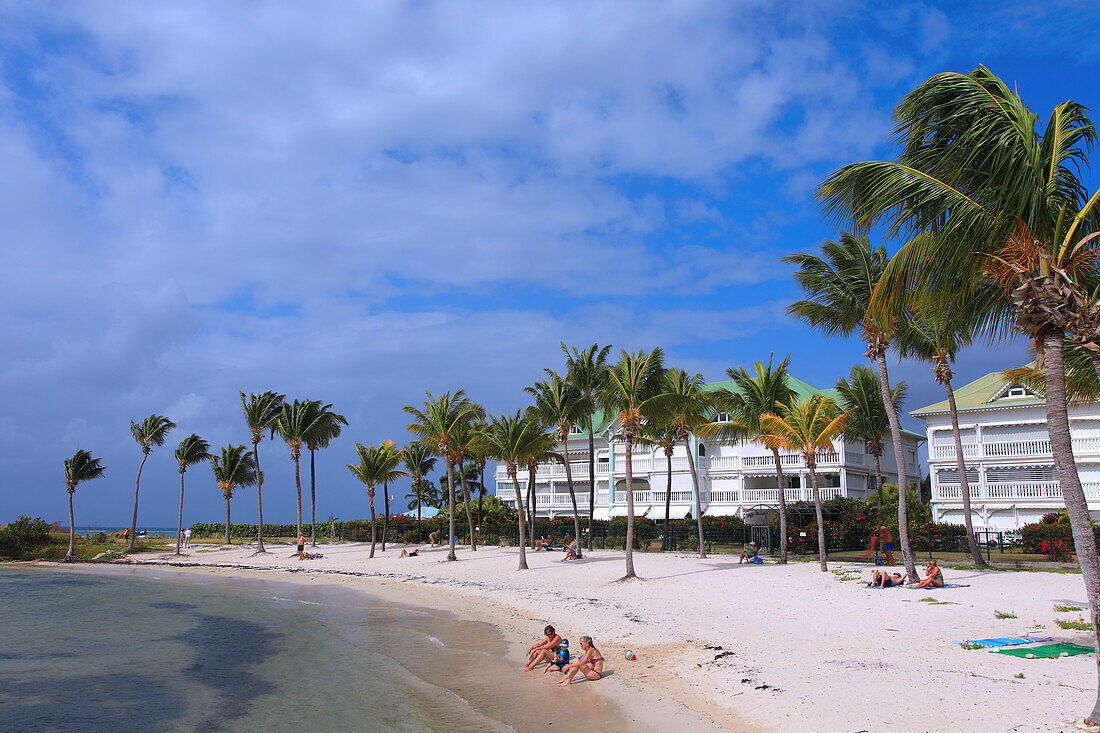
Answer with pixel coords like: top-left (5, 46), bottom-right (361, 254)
top-left (183, 528), bottom-right (192, 549)
top-left (878, 525), bottom-right (894, 566)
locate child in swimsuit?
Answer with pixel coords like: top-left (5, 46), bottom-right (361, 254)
top-left (557, 636), bottom-right (603, 686)
top-left (544, 639), bottom-right (570, 673)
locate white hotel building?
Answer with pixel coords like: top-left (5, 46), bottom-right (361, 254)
top-left (495, 375), bottom-right (923, 522)
top-left (915, 370), bottom-right (1100, 531)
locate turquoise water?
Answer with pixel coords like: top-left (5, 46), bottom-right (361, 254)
top-left (0, 567), bottom-right (629, 732)
top-left (73, 526), bottom-right (179, 537)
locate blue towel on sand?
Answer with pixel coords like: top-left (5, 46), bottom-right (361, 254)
top-left (952, 636), bottom-right (1053, 648)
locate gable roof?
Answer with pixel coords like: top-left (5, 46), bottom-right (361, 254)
top-left (911, 369), bottom-right (1044, 416)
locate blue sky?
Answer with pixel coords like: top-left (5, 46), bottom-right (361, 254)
top-left (2, 1), bottom-right (1099, 526)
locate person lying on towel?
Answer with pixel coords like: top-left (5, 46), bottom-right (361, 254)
top-left (867, 570), bottom-right (906, 588)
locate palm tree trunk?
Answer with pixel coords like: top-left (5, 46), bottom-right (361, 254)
top-left (685, 441), bottom-right (705, 559)
top-left (772, 447), bottom-right (789, 563)
top-left (808, 460), bottom-right (826, 572)
top-left (562, 439), bottom-right (582, 556)
top-left (663, 451), bottom-right (673, 551)
top-left (587, 424), bottom-right (596, 551)
top-left (382, 480), bottom-right (390, 552)
top-left (622, 437), bottom-right (637, 580)
top-left (294, 454), bottom-right (303, 540)
top-left (458, 469), bottom-right (477, 551)
top-left (527, 464), bottom-right (537, 548)
top-left (871, 448), bottom-right (883, 520)
top-left (478, 466), bottom-right (486, 530)
top-left (253, 442), bottom-right (267, 554)
top-left (369, 493), bottom-right (377, 559)
top-left (417, 498), bottom-right (422, 541)
top-left (129, 453), bottom-right (148, 550)
top-left (875, 350), bottom-right (918, 580)
top-left (65, 490), bottom-right (76, 562)
top-left (944, 376), bottom-right (986, 566)
top-left (445, 460), bottom-right (457, 560)
top-left (309, 449), bottom-right (317, 548)
top-left (1043, 329), bottom-right (1100, 726)
top-left (224, 496), bottom-right (232, 546)
top-left (175, 470), bottom-right (185, 555)
top-left (511, 471), bottom-right (528, 570)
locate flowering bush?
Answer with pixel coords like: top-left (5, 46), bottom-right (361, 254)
top-left (1041, 539), bottom-right (1072, 562)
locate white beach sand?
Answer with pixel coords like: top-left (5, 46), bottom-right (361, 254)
top-left (110, 541), bottom-right (1098, 732)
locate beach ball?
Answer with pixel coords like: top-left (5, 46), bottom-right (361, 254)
top-left (625, 650), bottom-right (637, 661)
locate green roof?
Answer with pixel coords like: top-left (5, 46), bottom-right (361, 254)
top-left (911, 369), bottom-right (1043, 416)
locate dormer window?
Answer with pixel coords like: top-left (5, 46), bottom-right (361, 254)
top-left (1006, 386), bottom-right (1028, 398)
top-left (713, 412), bottom-right (731, 423)
top-left (569, 425), bottom-right (584, 435)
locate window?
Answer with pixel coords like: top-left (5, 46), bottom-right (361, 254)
top-left (698, 443), bottom-right (707, 457)
top-left (713, 412), bottom-right (730, 423)
top-left (569, 425), bottom-right (584, 435)
top-left (907, 449), bottom-right (916, 464)
top-left (1006, 385), bottom-right (1028, 398)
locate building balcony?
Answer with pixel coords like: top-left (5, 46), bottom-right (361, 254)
top-left (931, 437), bottom-right (1100, 462)
top-left (934, 481), bottom-right (1100, 502)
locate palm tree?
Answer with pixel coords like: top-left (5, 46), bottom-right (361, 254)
top-left (526, 373), bottom-right (584, 555)
top-left (893, 292), bottom-right (987, 566)
top-left (784, 233), bottom-right (920, 581)
top-left (602, 348), bottom-right (668, 581)
top-left (275, 399), bottom-right (326, 540)
top-left (834, 365), bottom-right (907, 522)
top-left (63, 449), bottom-right (106, 562)
top-left (819, 71), bottom-right (1100, 714)
top-left (173, 434), bottom-right (212, 555)
top-left (378, 440), bottom-right (403, 551)
top-left (562, 343), bottom-right (612, 551)
top-left (703, 356), bottom-right (793, 563)
top-left (759, 396), bottom-right (850, 572)
top-left (663, 369), bottom-right (713, 559)
top-left (521, 420), bottom-right (558, 548)
top-left (468, 419), bottom-right (491, 529)
top-left (128, 414), bottom-right (176, 550)
top-left (639, 422), bottom-right (678, 550)
top-left (404, 390), bottom-right (480, 561)
top-left (477, 411), bottom-right (548, 570)
top-left (347, 443), bottom-right (408, 558)
top-left (211, 445), bottom-right (256, 546)
top-left (448, 417), bottom-right (486, 551)
top-left (303, 405), bottom-right (348, 547)
top-left (1005, 339), bottom-right (1100, 403)
top-left (240, 391), bottom-right (285, 554)
top-left (403, 442), bottom-right (438, 540)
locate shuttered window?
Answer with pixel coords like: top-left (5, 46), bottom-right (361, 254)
top-left (937, 468), bottom-right (979, 483)
top-left (986, 466), bottom-right (1057, 482)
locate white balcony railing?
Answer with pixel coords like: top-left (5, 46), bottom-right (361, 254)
top-left (706, 490), bottom-right (740, 503)
top-left (932, 436), bottom-right (1100, 461)
top-left (934, 481), bottom-right (1100, 501)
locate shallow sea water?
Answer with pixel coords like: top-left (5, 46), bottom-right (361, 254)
top-left (0, 566), bottom-right (629, 732)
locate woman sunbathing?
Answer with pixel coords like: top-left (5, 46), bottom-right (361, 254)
top-left (557, 636), bottom-right (603, 686)
top-left (400, 548), bottom-right (419, 557)
top-left (521, 625), bottom-right (562, 671)
top-left (909, 559), bottom-right (945, 588)
top-left (868, 570), bottom-right (905, 588)
top-left (561, 539), bottom-right (580, 561)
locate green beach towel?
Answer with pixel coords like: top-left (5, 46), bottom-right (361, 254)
top-left (994, 643), bottom-right (1094, 659)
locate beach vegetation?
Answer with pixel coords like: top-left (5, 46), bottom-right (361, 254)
top-left (703, 355), bottom-right (794, 563)
top-left (347, 443), bottom-right (408, 558)
top-left (1056, 604), bottom-right (1084, 612)
top-left (240, 390), bottom-right (286, 553)
top-left (403, 442), bottom-right (439, 539)
top-left (0, 516), bottom-right (59, 560)
top-left (210, 444), bottom-right (257, 546)
top-left (303, 404), bottom-right (348, 548)
top-left (63, 449), bottom-right (106, 561)
top-left (1057, 617), bottom-right (1093, 631)
top-left (561, 342), bottom-right (612, 551)
top-left (275, 399), bottom-right (330, 542)
top-left (959, 642), bottom-right (983, 650)
top-left (526, 372), bottom-right (585, 557)
top-left (128, 414), bottom-right (176, 551)
top-left (173, 434), bottom-right (212, 555)
top-left (661, 369), bottom-right (714, 559)
top-left (919, 597), bottom-right (955, 605)
top-left (994, 610), bottom-right (1017, 620)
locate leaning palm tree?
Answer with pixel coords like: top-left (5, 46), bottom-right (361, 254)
top-left (759, 396), bottom-right (850, 572)
top-left (303, 405), bottom-right (348, 547)
top-left (173, 434), bottom-right (212, 555)
top-left (211, 445), bottom-right (256, 546)
top-left (834, 365), bottom-right (907, 524)
top-left (128, 414), bottom-right (176, 550)
top-left (526, 372), bottom-right (584, 555)
top-left (703, 355), bottom-right (793, 563)
top-left (275, 399), bottom-right (326, 540)
top-left (403, 442), bottom-right (438, 540)
top-left (347, 443), bottom-right (408, 558)
top-left (562, 342), bottom-right (612, 550)
top-left (240, 390), bottom-right (285, 554)
top-left (601, 348), bottom-right (668, 581)
top-left (404, 390), bottom-right (480, 561)
top-left (63, 449), bottom-right (106, 561)
top-left (893, 290), bottom-right (987, 565)
top-left (819, 71), bottom-right (1100, 715)
top-left (784, 234), bottom-right (920, 581)
top-left (663, 369), bottom-right (713, 559)
top-left (477, 410), bottom-right (548, 570)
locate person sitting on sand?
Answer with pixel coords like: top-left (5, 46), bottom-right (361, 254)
top-left (557, 636), bottom-right (603, 686)
top-left (908, 559), bottom-right (945, 589)
top-left (521, 625), bottom-right (562, 671)
top-left (739, 541), bottom-right (759, 564)
top-left (561, 538), bottom-right (580, 561)
top-left (400, 548), bottom-right (419, 557)
top-left (535, 535), bottom-right (554, 551)
top-left (868, 570), bottom-right (906, 588)
top-left (544, 638), bottom-right (570, 674)
top-left (429, 530), bottom-right (441, 548)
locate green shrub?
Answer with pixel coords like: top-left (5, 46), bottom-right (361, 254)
top-left (0, 516), bottom-right (65, 560)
